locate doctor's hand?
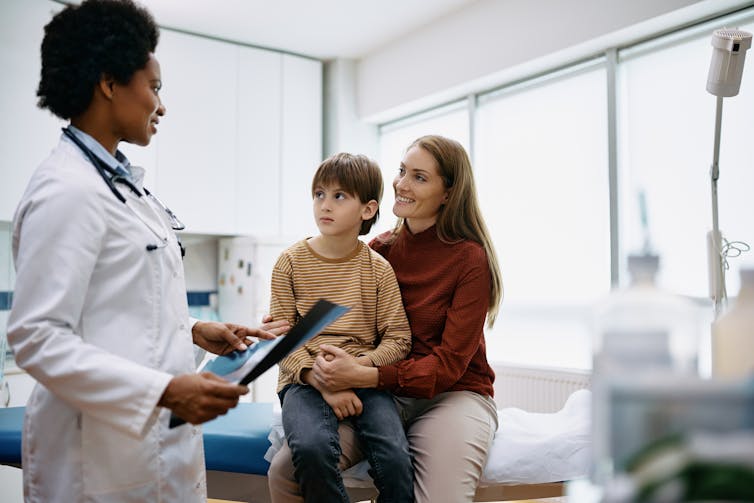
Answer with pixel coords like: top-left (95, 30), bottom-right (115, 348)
top-left (192, 321), bottom-right (277, 355)
top-left (159, 372), bottom-right (248, 425)
top-left (312, 345), bottom-right (379, 393)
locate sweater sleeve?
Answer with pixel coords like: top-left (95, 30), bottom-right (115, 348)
top-left (378, 247), bottom-right (491, 398)
top-left (367, 256), bottom-right (412, 367)
top-left (270, 252), bottom-right (313, 385)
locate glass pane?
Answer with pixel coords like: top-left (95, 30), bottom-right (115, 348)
top-left (618, 20), bottom-right (754, 299)
top-left (476, 67), bottom-right (611, 369)
top-left (373, 106), bottom-right (469, 240)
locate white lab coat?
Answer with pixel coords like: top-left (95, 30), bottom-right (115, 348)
top-left (7, 137), bottom-right (206, 502)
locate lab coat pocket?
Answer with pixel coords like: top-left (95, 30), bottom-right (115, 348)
top-left (81, 414), bottom-right (158, 496)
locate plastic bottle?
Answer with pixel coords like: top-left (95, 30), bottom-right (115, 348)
top-left (591, 253), bottom-right (701, 484)
top-left (712, 268), bottom-right (754, 379)
top-left (593, 254), bottom-right (701, 376)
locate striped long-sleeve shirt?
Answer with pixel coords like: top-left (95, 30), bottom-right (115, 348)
top-left (272, 239), bottom-right (411, 391)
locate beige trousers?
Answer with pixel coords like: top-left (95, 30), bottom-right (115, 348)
top-left (268, 390), bottom-right (498, 503)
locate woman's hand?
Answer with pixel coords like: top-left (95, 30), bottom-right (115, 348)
top-left (259, 314), bottom-right (291, 337)
top-left (158, 372), bottom-right (248, 425)
top-left (192, 321), bottom-right (277, 355)
top-left (312, 344), bottom-right (379, 392)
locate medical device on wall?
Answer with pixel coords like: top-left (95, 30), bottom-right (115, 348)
top-left (705, 28), bottom-right (752, 318)
top-left (707, 29), bottom-right (752, 96)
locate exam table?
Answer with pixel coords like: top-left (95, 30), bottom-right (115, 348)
top-left (265, 389), bottom-right (591, 502)
top-left (0, 392), bottom-right (590, 502)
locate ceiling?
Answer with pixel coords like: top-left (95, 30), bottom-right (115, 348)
top-left (130, 0), bottom-right (477, 60)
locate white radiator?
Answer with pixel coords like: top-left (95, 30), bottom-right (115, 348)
top-left (492, 363), bottom-right (591, 413)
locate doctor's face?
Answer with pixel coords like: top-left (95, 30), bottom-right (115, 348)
top-left (112, 53), bottom-right (166, 147)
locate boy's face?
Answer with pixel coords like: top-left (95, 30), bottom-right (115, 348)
top-left (312, 183), bottom-right (376, 238)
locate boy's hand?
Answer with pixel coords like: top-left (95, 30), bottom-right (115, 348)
top-left (321, 389), bottom-right (363, 420)
top-left (355, 355), bottom-right (373, 367)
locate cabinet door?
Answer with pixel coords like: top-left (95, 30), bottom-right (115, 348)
top-left (154, 31), bottom-right (239, 235)
top-left (0, 0), bottom-right (65, 221)
top-left (280, 55), bottom-right (323, 240)
top-left (236, 48), bottom-right (283, 238)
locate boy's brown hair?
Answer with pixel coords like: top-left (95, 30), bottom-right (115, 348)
top-left (311, 153), bottom-right (383, 235)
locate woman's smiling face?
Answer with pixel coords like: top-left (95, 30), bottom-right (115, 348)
top-left (392, 145), bottom-right (448, 233)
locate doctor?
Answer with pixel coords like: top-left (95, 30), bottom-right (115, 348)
top-left (6, 1), bottom-right (282, 502)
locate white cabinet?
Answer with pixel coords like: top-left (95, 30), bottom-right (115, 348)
top-left (236, 48), bottom-right (283, 237)
top-left (280, 55), bottom-right (323, 240)
top-left (237, 52), bottom-right (322, 240)
top-left (154, 31), bottom-right (239, 235)
top-left (152, 35), bottom-right (322, 238)
top-left (0, 0), bottom-right (65, 222)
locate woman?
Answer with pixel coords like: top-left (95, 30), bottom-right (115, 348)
top-left (268, 135), bottom-right (504, 502)
top-left (7, 1), bottom-right (277, 501)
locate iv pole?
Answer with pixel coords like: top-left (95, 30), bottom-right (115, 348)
top-left (708, 95), bottom-right (726, 318)
top-left (705, 28), bottom-right (752, 319)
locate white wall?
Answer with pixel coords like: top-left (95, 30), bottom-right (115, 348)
top-left (356, 0), bottom-right (752, 122)
top-left (0, 0), bottom-right (65, 221)
top-left (323, 59), bottom-right (379, 157)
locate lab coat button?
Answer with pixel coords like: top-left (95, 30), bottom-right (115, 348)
top-left (172, 270), bottom-right (178, 278)
top-left (179, 324), bottom-right (186, 331)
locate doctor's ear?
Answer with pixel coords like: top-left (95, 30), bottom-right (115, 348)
top-left (97, 74), bottom-right (116, 100)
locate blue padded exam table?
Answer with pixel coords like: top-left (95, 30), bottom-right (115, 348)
top-left (0, 402), bottom-right (274, 474)
top-left (0, 405), bottom-right (23, 468)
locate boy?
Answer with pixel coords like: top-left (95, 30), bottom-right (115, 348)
top-left (270, 153), bottom-right (414, 502)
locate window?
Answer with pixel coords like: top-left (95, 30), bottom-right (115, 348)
top-left (375, 8), bottom-right (754, 371)
top-left (475, 64), bottom-right (610, 369)
top-left (618, 19), bottom-right (754, 298)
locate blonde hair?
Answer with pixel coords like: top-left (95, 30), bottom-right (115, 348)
top-left (389, 135), bottom-right (503, 327)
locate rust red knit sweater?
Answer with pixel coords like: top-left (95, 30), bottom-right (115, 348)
top-left (370, 225), bottom-right (495, 398)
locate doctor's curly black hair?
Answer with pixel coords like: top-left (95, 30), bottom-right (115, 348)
top-left (37, 0), bottom-right (159, 120)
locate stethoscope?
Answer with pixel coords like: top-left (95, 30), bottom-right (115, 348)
top-left (62, 127), bottom-right (186, 257)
